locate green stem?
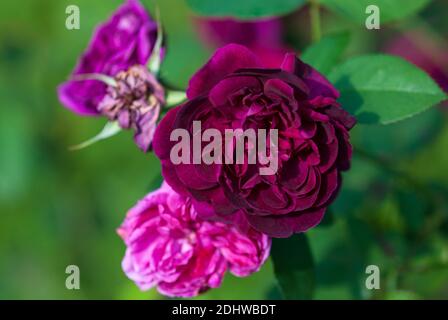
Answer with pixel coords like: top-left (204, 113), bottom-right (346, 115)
top-left (309, 0), bottom-right (322, 43)
top-left (354, 147), bottom-right (431, 199)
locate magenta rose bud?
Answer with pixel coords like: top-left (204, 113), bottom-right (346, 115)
top-left (117, 182), bottom-right (270, 298)
top-left (58, 0), bottom-right (160, 115)
top-left (153, 44), bottom-right (356, 238)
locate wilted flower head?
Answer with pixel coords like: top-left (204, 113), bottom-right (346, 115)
top-left (118, 182), bottom-right (271, 298)
top-left (58, 0), bottom-right (161, 115)
top-left (99, 65), bottom-right (165, 152)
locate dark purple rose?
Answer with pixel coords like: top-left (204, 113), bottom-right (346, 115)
top-left (153, 44), bottom-right (356, 238)
top-left (58, 0), bottom-right (160, 115)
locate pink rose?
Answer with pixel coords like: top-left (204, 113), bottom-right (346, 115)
top-left (117, 182), bottom-right (270, 297)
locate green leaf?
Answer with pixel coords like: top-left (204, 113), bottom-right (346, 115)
top-left (301, 32), bottom-right (350, 76)
top-left (186, 0), bottom-right (306, 20)
top-left (351, 108), bottom-right (444, 158)
top-left (148, 9), bottom-right (164, 75)
top-left (166, 90), bottom-right (187, 107)
top-left (271, 234), bottom-right (315, 299)
top-left (328, 55), bottom-right (447, 125)
top-left (70, 73), bottom-right (117, 87)
top-left (69, 121), bottom-right (122, 151)
top-left (320, 0), bottom-right (431, 24)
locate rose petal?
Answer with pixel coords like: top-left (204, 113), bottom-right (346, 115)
top-left (187, 44), bottom-right (262, 99)
top-left (246, 207), bottom-right (326, 237)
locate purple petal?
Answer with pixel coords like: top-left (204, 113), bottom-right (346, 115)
top-left (187, 44), bottom-right (262, 99)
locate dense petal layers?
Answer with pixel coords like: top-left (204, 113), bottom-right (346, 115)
top-left (118, 182), bottom-right (270, 297)
top-left (154, 44), bottom-right (356, 237)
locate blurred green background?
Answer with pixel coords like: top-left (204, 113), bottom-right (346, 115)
top-left (0, 0), bottom-right (447, 299)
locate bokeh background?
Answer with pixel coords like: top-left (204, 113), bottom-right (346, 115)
top-left (0, 0), bottom-right (447, 299)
